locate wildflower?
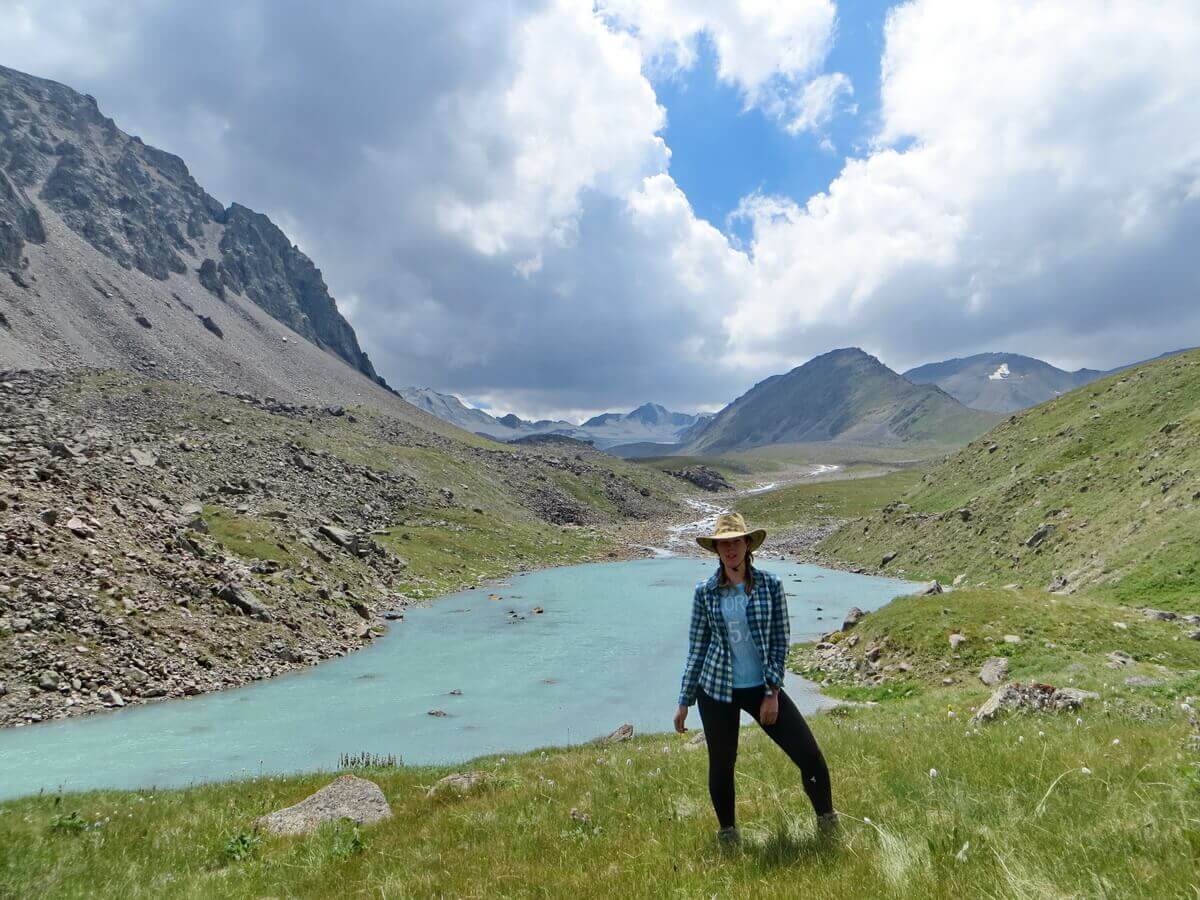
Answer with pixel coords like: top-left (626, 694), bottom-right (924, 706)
top-left (1075, 717), bottom-right (1084, 726)
top-left (955, 841), bottom-right (970, 863)
top-left (1081, 766), bottom-right (1092, 775)
top-left (1112, 738), bottom-right (1120, 745)
top-left (625, 758), bottom-right (632, 766)
top-left (1038, 731), bottom-right (1045, 737)
top-left (864, 816), bottom-right (872, 824)
top-left (929, 768), bottom-right (939, 778)
top-left (1017, 735), bottom-right (1024, 743)
top-left (947, 710), bottom-right (956, 718)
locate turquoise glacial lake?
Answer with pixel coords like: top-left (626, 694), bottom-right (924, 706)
top-left (0, 557), bottom-right (916, 800)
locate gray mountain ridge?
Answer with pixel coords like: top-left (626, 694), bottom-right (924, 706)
top-left (0, 63), bottom-right (402, 406)
top-left (396, 387), bottom-right (710, 450)
top-left (904, 348), bottom-right (1197, 413)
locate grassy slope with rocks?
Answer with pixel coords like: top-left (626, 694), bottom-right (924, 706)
top-left (0, 369), bottom-right (680, 726)
top-left (1, 691), bottom-right (1196, 898)
top-left (820, 348), bottom-right (1200, 605)
top-left (4, 358), bottom-right (1200, 897)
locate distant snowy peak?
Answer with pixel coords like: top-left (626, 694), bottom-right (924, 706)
top-left (398, 389), bottom-right (706, 450)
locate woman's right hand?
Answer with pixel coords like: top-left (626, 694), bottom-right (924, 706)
top-left (673, 704), bottom-right (688, 733)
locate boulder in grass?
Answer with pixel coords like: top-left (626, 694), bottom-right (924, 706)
top-left (842, 607), bottom-right (865, 631)
top-left (427, 771), bottom-right (488, 800)
top-left (978, 656), bottom-right (1010, 687)
top-left (972, 682), bottom-right (1099, 723)
top-left (256, 775), bottom-right (392, 835)
top-left (599, 723), bottom-right (634, 744)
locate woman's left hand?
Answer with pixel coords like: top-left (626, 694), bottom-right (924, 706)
top-left (759, 693), bottom-right (779, 726)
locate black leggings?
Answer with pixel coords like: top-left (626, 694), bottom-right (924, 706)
top-left (696, 685), bottom-right (832, 828)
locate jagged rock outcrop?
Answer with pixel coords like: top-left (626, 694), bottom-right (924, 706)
top-left (0, 63), bottom-right (382, 385)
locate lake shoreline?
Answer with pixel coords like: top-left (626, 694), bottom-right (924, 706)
top-left (0, 462), bottom-right (885, 733)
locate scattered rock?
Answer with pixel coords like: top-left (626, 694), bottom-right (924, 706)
top-left (952, 573), bottom-right (967, 588)
top-left (921, 580), bottom-right (944, 595)
top-left (1106, 650), bottom-right (1136, 668)
top-left (599, 723), bottom-right (634, 744)
top-left (1141, 608), bottom-right (1178, 621)
top-left (36, 670), bottom-right (61, 692)
top-left (217, 583), bottom-right (272, 622)
top-left (1124, 675), bottom-right (1162, 687)
top-left (979, 657), bottom-right (1010, 687)
top-left (841, 607), bottom-right (865, 630)
top-left (256, 775), bottom-right (392, 835)
top-left (569, 808), bottom-right (592, 824)
top-left (1025, 524), bottom-right (1055, 548)
top-left (426, 771), bottom-right (487, 800)
top-left (949, 633), bottom-right (967, 651)
top-left (1003, 634), bottom-right (1022, 644)
top-left (1046, 574), bottom-right (1068, 592)
top-left (880, 551), bottom-right (898, 567)
top-left (972, 682), bottom-right (1099, 723)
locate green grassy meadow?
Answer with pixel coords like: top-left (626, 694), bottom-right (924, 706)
top-left (5, 357), bottom-right (1200, 897)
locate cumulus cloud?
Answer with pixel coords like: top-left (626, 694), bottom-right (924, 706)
top-left (597, 0), bottom-right (842, 126)
top-left (725, 0), bottom-right (1200, 373)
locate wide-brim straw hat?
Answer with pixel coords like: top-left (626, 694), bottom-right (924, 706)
top-left (696, 511), bottom-right (766, 554)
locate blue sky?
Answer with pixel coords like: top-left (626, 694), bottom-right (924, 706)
top-left (654, 1), bottom-right (896, 241)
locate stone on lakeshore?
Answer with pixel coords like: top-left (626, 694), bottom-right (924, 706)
top-left (921, 580), bottom-right (944, 595)
top-left (427, 771), bottom-right (488, 799)
top-left (599, 723), bottom-right (634, 744)
top-left (880, 552), bottom-right (897, 567)
top-left (256, 775), bottom-right (392, 835)
top-left (842, 607), bottom-right (865, 630)
top-left (979, 656), bottom-right (1010, 687)
top-left (36, 670), bottom-right (61, 691)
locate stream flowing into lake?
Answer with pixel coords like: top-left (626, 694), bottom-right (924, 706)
top-left (0, 557), bottom-right (916, 800)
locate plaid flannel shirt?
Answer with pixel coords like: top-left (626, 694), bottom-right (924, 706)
top-left (677, 564), bottom-right (790, 706)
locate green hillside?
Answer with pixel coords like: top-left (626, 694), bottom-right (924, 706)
top-left (820, 350), bottom-right (1200, 607)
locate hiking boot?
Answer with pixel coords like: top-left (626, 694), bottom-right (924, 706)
top-left (816, 811), bottom-right (840, 840)
top-left (716, 826), bottom-right (742, 850)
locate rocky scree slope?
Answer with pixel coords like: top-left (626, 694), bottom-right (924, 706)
top-left (684, 347), bottom-right (1000, 454)
top-left (0, 64), bottom-right (418, 413)
top-left (0, 369), bottom-right (680, 727)
top-left (821, 349), bottom-right (1200, 605)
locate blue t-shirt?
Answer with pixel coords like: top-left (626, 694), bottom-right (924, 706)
top-left (719, 583), bottom-right (764, 688)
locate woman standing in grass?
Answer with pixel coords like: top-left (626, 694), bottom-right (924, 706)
top-left (673, 511), bottom-right (837, 846)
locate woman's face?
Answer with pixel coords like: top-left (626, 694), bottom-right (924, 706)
top-left (715, 535), bottom-right (747, 569)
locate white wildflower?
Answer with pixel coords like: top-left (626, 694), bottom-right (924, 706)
top-left (1112, 738), bottom-right (1120, 745)
top-left (929, 768), bottom-right (939, 778)
top-left (1081, 766), bottom-right (1092, 775)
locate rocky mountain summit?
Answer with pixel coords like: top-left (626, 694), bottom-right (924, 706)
top-left (0, 368), bottom-right (677, 727)
top-left (684, 347), bottom-right (1000, 454)
top-left (0, 64), bottom-right (395, 402)
top-left (905, 348), bottom-right (1197, 413)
